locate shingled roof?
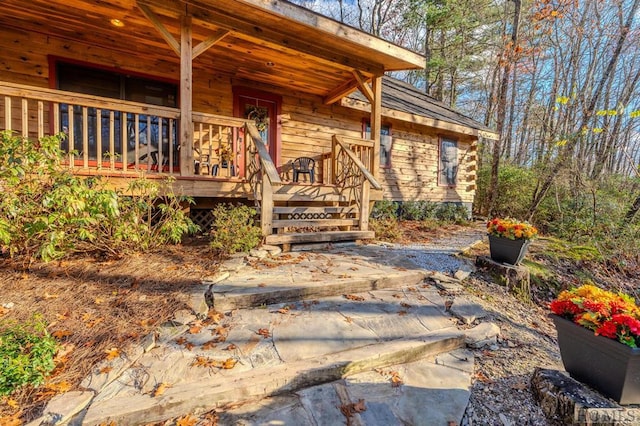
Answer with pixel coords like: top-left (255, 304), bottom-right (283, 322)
top-left (347, 76), bottom-right (497, 137)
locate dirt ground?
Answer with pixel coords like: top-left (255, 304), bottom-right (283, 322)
top-left (0, 239), bottom-right (220, 423)
top-left (0, 222), bottom-right (632, 424)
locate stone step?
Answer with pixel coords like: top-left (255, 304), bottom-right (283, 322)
top-left (194, 270), bottom-right (427, 312)
top-left (81, 329), bottom-right (466, 425)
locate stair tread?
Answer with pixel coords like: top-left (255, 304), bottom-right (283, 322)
top-left (265, 230), bottom-right (374, 245)
top-left (272, 219), bottom-right (359, 228)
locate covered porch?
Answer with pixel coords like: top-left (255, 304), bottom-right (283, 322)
top-left (0, 0), bottom-right (425, 242)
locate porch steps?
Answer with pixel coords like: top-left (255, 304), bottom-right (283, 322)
top-left (259, 183), bottom-right (374, 248)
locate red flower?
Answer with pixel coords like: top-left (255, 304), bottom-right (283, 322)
top-left (596, 320), bottom-right (618, 338)
top-left (550, 300), bottom-right (581, 316)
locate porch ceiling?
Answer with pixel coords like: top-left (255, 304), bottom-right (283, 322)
top-left (1, 0), bottom-right (424, 98)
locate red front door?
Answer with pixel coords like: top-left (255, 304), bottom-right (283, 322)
top-left (233, 88), bottom-right (281, 168)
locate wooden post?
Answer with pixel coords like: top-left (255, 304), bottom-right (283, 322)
top-left (180, 13), bottom-right (194, 176)
top-left (4, 96), bottom-right (11, 130)
top-left (261, 176), bottom-right (274, 236)
top-left (331, 135), bottom-right (338, 184)
top-left (359, 180), bottom-right (370, 231)
top-left (370, 76), bottom-right (382, 180)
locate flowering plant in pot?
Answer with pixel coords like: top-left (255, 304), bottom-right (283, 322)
top-left (486, 217), bottom-right (538, 265)
top-left (549, 284), bottom-right (640, 404)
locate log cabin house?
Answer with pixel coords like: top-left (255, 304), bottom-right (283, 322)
top-left (0, 0), bottom-right (497, 246)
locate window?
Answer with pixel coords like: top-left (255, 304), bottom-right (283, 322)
top-left (364, 122), bottom-right (392, 168)
top-left (439, 138), bottom-right (458, 187)
top-left (55, 61), bottom-right (178, 164)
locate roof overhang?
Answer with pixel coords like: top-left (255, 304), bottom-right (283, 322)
top-left (0, 0), bottom-right (424, 99)
top-left (341, 97), bottom-right (500, 140)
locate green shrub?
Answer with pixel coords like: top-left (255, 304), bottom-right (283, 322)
top-left (0, 316), bottom-right (57, 396)
top-left (0, 131), bottom-right (198, 260)
top-left (210, 204), bottom-right (262, 255)
top-left (398, 201), bottom-right (439, 221)
top-left (370, 218), bottom-right (401, 241)
top-left (371, 200), bottom-right (398, 219)
top-left (435, 203), bottom-right (470, 224)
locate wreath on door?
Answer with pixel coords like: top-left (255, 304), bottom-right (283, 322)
top-left (247, 106), bottom-right (269, 132)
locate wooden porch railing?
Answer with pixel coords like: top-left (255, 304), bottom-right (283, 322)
top-left (0, 81), bottom-right (182, 174)
top-left (331, 135), bottom-right (382, 231)
top-left (0, 81), bottom-right (252, 178)
top-left (245, 122), bottom-right (282, 235)
top-left (192, 112), bottom-right (247, 178)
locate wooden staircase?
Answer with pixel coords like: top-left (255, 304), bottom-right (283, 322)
top-left (255, 183), bottom-right (375, 246)
top-left (245, 126), bottom-right (381, 248)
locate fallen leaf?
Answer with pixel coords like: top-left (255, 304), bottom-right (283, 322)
top-left (56, 311), bottom-right (71, 321)
top-left (152, 382), bottom-right (171, 397)
top-left (352, 399), bottom-right (366, 412)
top-left (222, 358), bottom-right (237, 369)
top-left (258, 283), bottom-right (267, 287)
top-left (98, 422), bottom-right (116, 426)
top-left (94, 297), bottom-right (104, 305)
top-left (52, 329), bottom-right (73, 339)
top-left (407, 287), bottom-right (417, 292)
top-left (0, 414), bottom-right (21, 426)
top-left (224, 343), bottom-right (237, 351)
top-left (474, 371), bottom-right (493, 384)
top-left (46, 381), bottom-right (71, 393)
top-left (175, 415), bottom-right (198, 426)
top-left (140, 319), bottom-right (152, 328)
top-left (349, 267), bottom-right (359, 271)
top-left (257, 328), bottom-right (271, 338)
top-left (274, 307), bottom-right (290, 314)
top-left (398, 310), bottom-right (408, 316)
top-left (202, 340), bottom-right (217, 350)
top-left (512, 382), bottom-right (528, 390)
top-left (390, 372), bottom-right (403, 387)
top-left (99, 366), bottom-right (113, 374)
top-left (0, 307), bottom-right (7, 317)
top-left (392, 293), bottom-right (402, 299)
top-left (344, 316), bottom-right (353, 323)
top-left (206, 310), bottom-right (224, 323)
top-left (343, 294), bottom-right (365, 301)
top-left (189, 325), bottom-right (203, 334)
top-left (184, 342), bottom-right (195, 351)
top-left (105, 348), bottom-right (120, 360)
top-left (400, 302), bottom-right (411, 308)
top-left (174, 337), bottom-right (188, 345)
top-left (5, 398), bottom-right (19, 409)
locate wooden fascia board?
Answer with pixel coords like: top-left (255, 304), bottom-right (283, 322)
top-left (341, 97), bottom-right (480, 137)
top-left (231, 0), bottom-right (425, 69)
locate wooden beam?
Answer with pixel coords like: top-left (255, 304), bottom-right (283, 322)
top-left (352, 70), bottom-right (374, 104)
top-left (192, 29), bottom-right (229, 59)
top-left (370, 76), bottom-right (382, 179)
top-left (180, 13), bottom-right (194, 176)
top-left (324, 77), bottom-right (359, 105)
top-left (340, 97), bottom-right (481, 137)
top-left (137, 3), bottom-right (180, 57)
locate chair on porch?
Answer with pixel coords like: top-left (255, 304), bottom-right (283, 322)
top-left (198, 154), bottom-right (212, 175)
top-left (292, 157), bottom-right (315, 184)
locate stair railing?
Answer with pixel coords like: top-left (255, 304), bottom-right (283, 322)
top-left (244, 122), bottom-right (282, 236)
top-left (331, 135), bottom-right (382, 231)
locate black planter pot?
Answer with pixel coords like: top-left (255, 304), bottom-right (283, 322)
top-left (488, 235), bottom-right (530, 265)
top-left (551, 314), bottom-right (640, 405)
